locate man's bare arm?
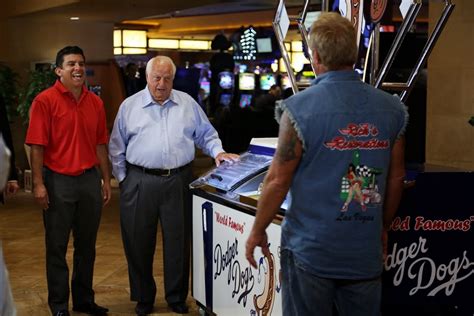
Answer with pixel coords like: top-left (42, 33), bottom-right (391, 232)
top-left (30, 145), bottom-right (49, 209)
top-left (246, 111), bottom-right (302, 267)
top-left (96, 144), bottom-right (112, 205)
top-left (254, 111), bottom-right (302, 230)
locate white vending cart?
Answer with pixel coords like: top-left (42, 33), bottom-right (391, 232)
top-left (190, 138), bottom-right (289, 316)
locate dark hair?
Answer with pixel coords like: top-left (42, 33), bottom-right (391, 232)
top-left (126, 62), bottom-right (137, 71)
top-left (55, 46), bottom-right (85, 68)
top-left (211, 34), bottom-right (231, 51)
top-left (282, 87), bottom-right (294, 99)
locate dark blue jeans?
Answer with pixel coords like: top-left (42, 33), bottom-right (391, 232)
top-left (281, 249), bottom-right (381, 316)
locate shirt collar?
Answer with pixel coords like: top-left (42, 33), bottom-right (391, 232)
top-left (311, 70), bottom-right (360, 86)
top-left (142, 86), bottom-right (178, 108)
top-left (53, 80), bottom-right (88, 97)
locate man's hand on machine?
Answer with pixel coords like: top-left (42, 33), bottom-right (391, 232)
top-left (215, 152), bottom-right (240, 167)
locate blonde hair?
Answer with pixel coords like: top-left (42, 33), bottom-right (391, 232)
top-left (146, 56), bottom-right (177, 78)
top-left (308, 12), bottom-right (358, 70)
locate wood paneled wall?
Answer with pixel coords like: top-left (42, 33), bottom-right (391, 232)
top-left (87, 61), bottom-right (126, 132)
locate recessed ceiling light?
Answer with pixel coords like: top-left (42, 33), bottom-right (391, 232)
top-left (70, 16), bottom-right (80, 21)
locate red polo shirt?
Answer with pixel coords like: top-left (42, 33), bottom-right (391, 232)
top-left (25, 80), bottom-right (108, 176)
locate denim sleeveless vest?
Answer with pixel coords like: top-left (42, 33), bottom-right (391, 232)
top-left (279, 70), bottom-right (408, 279)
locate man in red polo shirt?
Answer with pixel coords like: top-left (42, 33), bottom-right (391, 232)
top-left (25, 46), bottom-right (111, 316)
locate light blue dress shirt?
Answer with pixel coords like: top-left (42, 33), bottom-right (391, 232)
top-left (109, 87), bottom-right (224, 182)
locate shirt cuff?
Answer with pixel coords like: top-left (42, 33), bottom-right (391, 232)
top-left (211, 147), bottom-right (225, 159)
top-left (113, 170), bottom-right (126, 183)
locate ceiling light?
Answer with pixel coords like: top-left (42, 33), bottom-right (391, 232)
top-left (70, 17), bottom-right (80, 21)
top-left (113, 30), bottom-right (122, 47)
top-left (122, 30), bottom-right (147, 48)
top-left (149, 39), bottom-right (179, 49)
top-left (291, 41), bottom-right (303, 52)
top-left (122, 48), bottom-right (147, 55)
top-left (179, 40), bottom-right (210, 50)
top-left (291, 52), bottom-right (307, 72)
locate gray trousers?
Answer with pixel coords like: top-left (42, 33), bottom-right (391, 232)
top-left (43, 167), bottom-right (102, 314)
top-left (120, 165), bottom-right (192, 305)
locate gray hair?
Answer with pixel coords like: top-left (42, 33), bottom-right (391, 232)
top-left (145, 56), bottom-right (177, 78)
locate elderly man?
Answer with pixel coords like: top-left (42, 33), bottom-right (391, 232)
top-left (109, 56), bottom-right (238, 315)
top-left (246, 13), bottom-right (408, 316)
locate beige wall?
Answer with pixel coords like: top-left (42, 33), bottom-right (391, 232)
top-left (427, 0), bottom-right (474, 170)
top-left (6, 17), bottom-right (113, 73)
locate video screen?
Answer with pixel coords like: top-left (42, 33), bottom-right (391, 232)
top-left (200, 80), bottom-right (210, 96)
top-left (256, 38), bottom-right (272, 53)
top-left (218, 71), bottom-right (234, 89)
top-left (260, 74), bottom-right (276, 90)
top-left (304, 11), bottom-right (321, 31)
top-left (239, 94), bottom-right (253, 108)
top-left (239, 73), bottom-right (255, 91)
top-left (238, 64), bottom-right (248, 73)
top-left (219, 93), bottom-right (232, 106)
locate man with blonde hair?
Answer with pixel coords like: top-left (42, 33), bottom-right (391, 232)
top-left (246, 12), bottom-right (407, 316)
top-left (109, 56), bottom-right (238, 315)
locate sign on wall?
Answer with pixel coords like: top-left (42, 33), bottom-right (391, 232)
top-left (382, 172), bottom-right (473, 314)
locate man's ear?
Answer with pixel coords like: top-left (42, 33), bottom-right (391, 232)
top-left (312, 49), bottom-right (321, 66)
top-left (54, 67), bottom-right (62, 77)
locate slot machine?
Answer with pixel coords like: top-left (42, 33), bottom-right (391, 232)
top-left (259, 73), bottom-right (277, 92)
top-left (237, 72), bottom-right (256, 109)
top-left (216, 71), bottom-right (234, 109)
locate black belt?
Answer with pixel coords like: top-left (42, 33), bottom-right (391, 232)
top-left (126, 162), bottom-right (190, 177)
top-left (44, 166), bottom-right (95, 176)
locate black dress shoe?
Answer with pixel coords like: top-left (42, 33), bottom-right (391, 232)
top-left (53, 310), bottom-right (70, 316)
top-left (73, 302), bottom-right (109, 315)
top-left (168, 302), bottom-right (189, 314)
top-left (135, 302), bottom-right (154, 315)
